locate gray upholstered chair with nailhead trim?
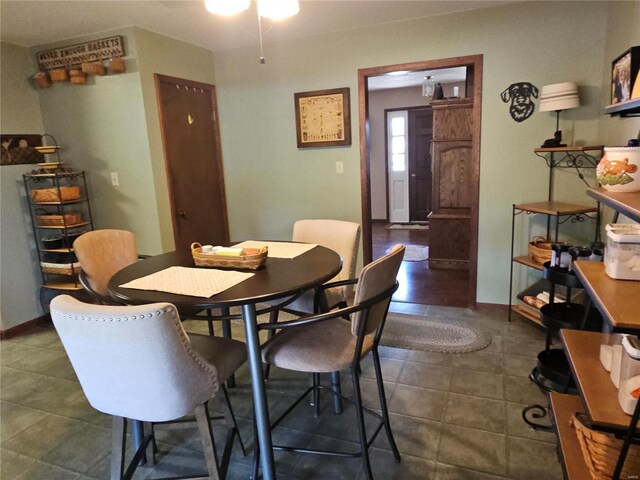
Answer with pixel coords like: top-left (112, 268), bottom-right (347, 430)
top-left (50, 295), bottom-right (246, 480)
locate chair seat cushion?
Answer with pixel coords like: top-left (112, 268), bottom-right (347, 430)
top-left (188, 334), bottom-right (247, 384)
top-left (284, 287), bottom-right (345, 314)
top-left (261, 318), bottom-right (372, 373)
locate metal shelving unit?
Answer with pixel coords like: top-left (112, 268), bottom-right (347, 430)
top-left (508, 147), bottom-right (603, 324)
top-left (22, 141), bottom-right (93, 310)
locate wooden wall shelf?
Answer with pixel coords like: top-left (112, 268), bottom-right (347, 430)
top-left (587, 188), bottom-right (640, 223)
top-left (573, 261), bottom-right (640, 330)
top-left (562, 329), bottom-right (632, 431)
top-left (549, 392), bottom-right (591, 480)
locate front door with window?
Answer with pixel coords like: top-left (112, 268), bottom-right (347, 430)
top-left (387, 110), bottom-right (409, 223)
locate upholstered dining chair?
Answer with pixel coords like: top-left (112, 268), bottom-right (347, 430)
top-left (73, 229), bottom-right (219, 336)
top-left (264, 219), bottom-right (361, 395)
top-left (73, 229), bottom-right (140, 304)
top-left (258, 244), bottom-right (405, 480)
top-left (50, 295), bottom-right (247, 480)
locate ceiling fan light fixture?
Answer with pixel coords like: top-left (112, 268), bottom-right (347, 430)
top-left (257, 0), bottom-right (300, 20)
top-left (204, 0), bottom-right (250, 16)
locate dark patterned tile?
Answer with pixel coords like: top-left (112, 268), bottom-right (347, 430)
top-left (436, 424), bottom-right (506, 476)
top-left (449, 369), bottom-right (503, 400)
top-left (388, 385), bottom-right (447, 421)
top-left (442, 393), bottom-right (505, 434)
top-left (398, 361), bottom-right (452, 391)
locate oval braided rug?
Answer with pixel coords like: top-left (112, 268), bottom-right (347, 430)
top-left (380, 312), bottom-right (491, 353)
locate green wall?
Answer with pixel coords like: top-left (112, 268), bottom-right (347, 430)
top-left (212, 1), bottom-right (617, 304)
top-left (134, 27), bottom-right (217, 251)
top-left (34, 27), bottom-right (163, 255)
top-left (1, 1), bottom-right (638, 329)
top-left (0, 42), bottom-right (46, 329)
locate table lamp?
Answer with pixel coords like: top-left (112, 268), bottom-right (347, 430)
top-left (538, 82), bottom-right (580, 148)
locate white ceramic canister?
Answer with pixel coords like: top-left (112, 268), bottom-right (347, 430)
top-left (597, 146), bottom-right (640, 193)
top-left (618, 336), bottom-right (640, 415)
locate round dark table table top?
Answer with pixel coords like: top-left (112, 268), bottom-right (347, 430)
top-left (108, 244), bottom-right (342, 310)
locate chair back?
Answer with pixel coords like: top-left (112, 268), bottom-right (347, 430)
top-left (50, 295), bottom-right (219, 422)
top-left (351, 244), bottom-right (405, 337)
top-left (73, 229), bottom-right (139, 298)
top-left (293, 219), bottom-right (361, 299)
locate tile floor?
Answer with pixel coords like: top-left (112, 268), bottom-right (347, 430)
top-left (0, 304), bottom-right (564, 480)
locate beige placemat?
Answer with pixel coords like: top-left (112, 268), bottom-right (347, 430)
top-left (119, 266), bottom-right (254, 298)
top-left (232, 241), bottom-right (317, 259)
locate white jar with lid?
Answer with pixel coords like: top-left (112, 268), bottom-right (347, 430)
top-left (618, 335), bottom-right (640, 415)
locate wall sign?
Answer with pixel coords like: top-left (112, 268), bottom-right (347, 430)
top-left (36, 36), bottom-right (125, 70)
top-left (500, 82), bottom-right (539, 122)
top-left (294, 88), bottom-right (351, 148)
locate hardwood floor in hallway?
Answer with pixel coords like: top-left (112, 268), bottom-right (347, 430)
top-left (372, 222), bottom-right (470, 307)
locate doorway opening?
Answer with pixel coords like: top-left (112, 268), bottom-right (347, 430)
top-left (358, 55), bottom-right (483, 308)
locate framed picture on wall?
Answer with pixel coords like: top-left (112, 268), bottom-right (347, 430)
top-left (294, 87), bottom-right (351, 148)
top-left (611, 46), bottom-right (640, 105)
top-left (0, 135), bottom-right (44, 166)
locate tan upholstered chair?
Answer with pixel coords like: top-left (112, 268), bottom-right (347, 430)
top-left (287, 219), bottom-right (361, 312)
top-left (73, 229), bottom-right (140, 303)
top-left (259, 244), bottom-right (405, 480)
top-left (50, 295), bottom-right (247, 480)
top-left (265, 220), bottom-right (360, 388)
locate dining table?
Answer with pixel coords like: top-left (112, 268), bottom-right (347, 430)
top-left (108, 242), bottom-right (342, 480)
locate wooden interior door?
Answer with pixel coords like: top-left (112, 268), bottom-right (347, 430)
top-left (155, 74), bottom-right (229, 253)
top-left (408, 108), bottom-right (433, 221)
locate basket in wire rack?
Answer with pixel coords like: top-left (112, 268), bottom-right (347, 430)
top-left (36, 211), bottom-right (83, 227)
top-left (572, 413), bottom-right (640, 480)
top-left (191, 242), bottom-right (268, 270)
top-left (40, 262), bottom-right (81, 275)
top-left (528, 235), bottom-right (553, 265)
top-left (31, 186), bottom-right (81, 203)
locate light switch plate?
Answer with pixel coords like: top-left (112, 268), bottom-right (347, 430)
top-left (336, 161), bottom-right (344, 174)
top-left (111, 172), bottom-right (119, 186)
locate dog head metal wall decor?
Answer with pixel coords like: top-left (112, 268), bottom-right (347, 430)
top-left (501, 82), bottom-right (539, 122)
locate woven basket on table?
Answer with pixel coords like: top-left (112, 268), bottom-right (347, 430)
top-left (572, 413), bottom-right (640, 479)
top-left (191, 243), bottom-right (268, 270)
top-left (528, 236), bottom-right (552, 264)
top-left (36, 211), bottom-right (83, 227)
top-left (31, 186), bottom-right (81, 203)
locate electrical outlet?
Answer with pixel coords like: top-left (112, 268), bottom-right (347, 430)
top-left (336, 161), bottom-right (344, 174)
top-left (111, 172), bottom-right (119, 186)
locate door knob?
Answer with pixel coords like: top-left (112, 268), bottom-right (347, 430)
top-left (411, 174), bottom-right (416, 178)
top-left (177, 210), bottom-right (187, 217)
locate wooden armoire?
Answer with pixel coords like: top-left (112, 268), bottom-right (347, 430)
top-left (428, 98), bottom-right (473, 269)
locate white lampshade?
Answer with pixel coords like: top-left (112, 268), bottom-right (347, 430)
top-left (538, 82), bottom-right (580, 112)
top-left (258, 0), bottom-right (300, 19)
top-left (204, 0), bottom-right (250, 16)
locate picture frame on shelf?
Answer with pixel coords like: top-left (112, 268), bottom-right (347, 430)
top-left (611, 46), bottom-right (640, 105)
top-left (294, 87), bottom-right (351, 148)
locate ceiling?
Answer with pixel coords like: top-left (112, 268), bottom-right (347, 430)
top-left (367, 67), bottom-right (467, 90)
top-left (1, 1), bottom-right (512, 91)
top-left (1, 1), bottom-right (516, 52)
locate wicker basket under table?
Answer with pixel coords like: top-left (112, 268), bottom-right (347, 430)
top-left (572, 413), bottom-right (640, 479)
top-left (191, 243), bottom-right (268, 270)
